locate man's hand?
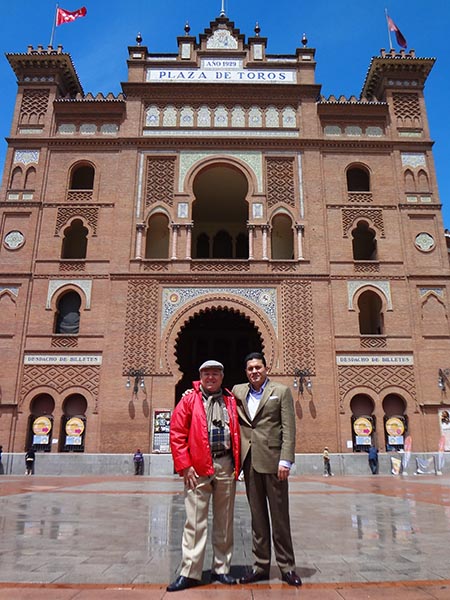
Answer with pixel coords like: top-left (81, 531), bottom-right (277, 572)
top-left (183, 466), bottom-right (199, 489)
top-left (278, 464), bottom-right (290, 481)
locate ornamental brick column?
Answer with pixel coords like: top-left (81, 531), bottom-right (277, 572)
top-left (247, 223), bottom-right (254, 260)
top-left (261, 224), bottom-right (270, 260)
top-left (295, 224), bottom-right (304, 260)
top-left (135, 223), bottom-right (145, 259)
top-left (171, 223), bottom-right (180, 260)
top-left (185, 223), bottom-right (193, 260)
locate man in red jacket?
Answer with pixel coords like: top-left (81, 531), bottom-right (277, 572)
top-left (167, 360), bottom-right (241, 592)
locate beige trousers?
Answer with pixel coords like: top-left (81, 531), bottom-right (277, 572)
top-left (180, 454), bottom-right (236, 580)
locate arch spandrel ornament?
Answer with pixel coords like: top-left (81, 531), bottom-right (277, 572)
top-left (47, 280), bottom-right (92, 310)
top-left (161, 295), bottom-right (277, 376)
top-left (347, 280), bottom-right (392, 311)
top-left (162, 286), bottom-right (277, 331)
top-left (179, 151), bottom-right (263, 194)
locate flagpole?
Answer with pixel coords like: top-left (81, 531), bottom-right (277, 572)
top-left (385, 8), bottom-right (393, 50)
top-left (49, 3), bottom-right (58, 47)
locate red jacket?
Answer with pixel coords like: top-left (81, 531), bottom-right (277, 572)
top-left (170, 380), bottom-right (241, 479)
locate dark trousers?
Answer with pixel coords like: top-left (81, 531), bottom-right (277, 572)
top-left (243, 454), bottom-right (295, 574)
top-left (369, 459), bottom-right (378, 474)
top-left (134, 461), bottom-right (144, 475)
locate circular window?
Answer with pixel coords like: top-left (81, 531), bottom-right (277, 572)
top-left (414, 232), bottom-right (435, 252)
top-left (4, 230), bottom-right (25, 250)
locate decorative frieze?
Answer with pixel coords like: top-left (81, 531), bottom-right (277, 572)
top-left (162, 287), bottom-right (277, 330)
top-left (145, 104), bottom-right (297, 132)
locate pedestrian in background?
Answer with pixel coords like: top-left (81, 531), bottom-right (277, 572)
top-left (0, 445), bottom-right (3, 475)
top-left (25, 448), bottom-right (35, 475)
top-left (323, 447), bottom-right (333, 477)
top-left (368, 445), bottom-right (379, 474)
top-left (133, 448), bottom-right (144, 475)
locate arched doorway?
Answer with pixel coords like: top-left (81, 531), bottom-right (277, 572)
top-left (174, 308), bottom-right (263, 401)
top-left (192, 165), bottom-right (249, 259)
top-left (59, 393), bottom-right (88, 452)
top-left (382, 393), bottom-right (407, 451)
top-left (27, 393), bottom-right (56, 452)
top-left (350, 393), bottom-right (375, 452)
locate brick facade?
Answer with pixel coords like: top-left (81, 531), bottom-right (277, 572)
top-left (1, 16), bottom-right (450, 456)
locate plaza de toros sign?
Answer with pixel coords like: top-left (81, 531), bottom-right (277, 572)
top-left (146, 58), bottom-right (296, 84)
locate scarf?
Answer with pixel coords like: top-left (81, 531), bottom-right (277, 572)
top-left (201, 385), bottom-right (226, 429)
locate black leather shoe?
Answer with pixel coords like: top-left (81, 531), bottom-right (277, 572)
top-left (281, 571), bottom-right (302, 586)
top-left (239, 569), bottom-right (270, 584)
top-left (166, 575), bottom-right (201, 592)
top-left (211, 573), bottom-right (237, 585)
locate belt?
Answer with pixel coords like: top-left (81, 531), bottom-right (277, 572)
top-left (211, 449), bottom-right (231, 459)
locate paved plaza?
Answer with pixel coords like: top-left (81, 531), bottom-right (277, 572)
top-left (1, 474), bottom-right (450, 598)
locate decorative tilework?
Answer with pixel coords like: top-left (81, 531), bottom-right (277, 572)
top-left (47, 280), bottom-right (92, 309)
top-left (163, 106), bottom-right (177, 127)
top-left (14, 150), bottom-right (39, 165)
top-left (401, 153), bottom-right (426, 168)
top-left (419, 287), bottom-right (443, 297)
top-left (282, 107), bottom-right (297, 128)
top-left (324, 125), bottom-right (341, 136)
top-left (231, 106), bottom-right (245, 127)
top-left (100, 124), bottom-right (119, 135)
top-left (79, 124), bottom-right (97, 135)
top-left (58, 124), bottom-right (76, 134)
top-left (180, 107), bottom-right (194, 127)
top-left (206, 29), bottom-right (238, 49)
top-left (0, 286), bottom-right (19, 297)
top-left (347, 280), bottom-right (392, 311)
top-left (162, 287), bottom-right (277, 330)
top-left (178, 151), bottom-right (263, 193)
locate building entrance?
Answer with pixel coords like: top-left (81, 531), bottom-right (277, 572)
top-left (174, 307), bottom-right (263, 402)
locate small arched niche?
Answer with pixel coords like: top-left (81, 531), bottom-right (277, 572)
top-left (54, 291), bottom-right (82, 334)
top-left (145, 213), bottom-right (170, 258)
top-left (347, 165), bottom-right (370, 192)
top-left (358, 290), bottom-right (384, 335)
top-left (61, 219), bottom-right (88, 259)
top-left (70, 163), bottom-right (95, 190)
top-left (271, 213), bottom-right (294, 259)
top-left (352, 220), bottom-right (377, 260)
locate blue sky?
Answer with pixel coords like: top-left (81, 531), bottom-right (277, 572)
top-left (1, 1), bottom-right (449, 227)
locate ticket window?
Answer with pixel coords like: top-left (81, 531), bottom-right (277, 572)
top-left (384, 415), bottom-right (407, 452)
top-left (351, 415), bottom-right (375, 452)
top-left (60, 415), bottom-right (86, 452)
top-left (27, 414), bottom-right (53, 453)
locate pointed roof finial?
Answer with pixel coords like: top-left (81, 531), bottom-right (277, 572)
top-left (301, 33), bottom-right (308, 47)
top-left (220, 0), bottom-right (226, 17)
top-left (254, 22), bottom-right (261, 37)
top-left (184, 21), bottom-right (190, 35)
top-left (136, 32), bottom-right (142, 46)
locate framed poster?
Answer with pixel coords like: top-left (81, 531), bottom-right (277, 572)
top-left (152, 410), bottom-right (171, 453)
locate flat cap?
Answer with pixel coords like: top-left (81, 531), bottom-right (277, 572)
top-left (199, 360), bottom-right (224, 372)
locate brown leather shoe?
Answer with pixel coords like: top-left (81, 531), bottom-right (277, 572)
top-left (281, 570), bottom-right (302, 586)
top-left (239, 569), bottom-right (270, 584)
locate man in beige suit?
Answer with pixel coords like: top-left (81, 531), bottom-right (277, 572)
top-left (232, 352), bottom-right (302, 587)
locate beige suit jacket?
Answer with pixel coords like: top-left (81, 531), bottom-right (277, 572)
top-left (232, 380), bottom-right (296, 473)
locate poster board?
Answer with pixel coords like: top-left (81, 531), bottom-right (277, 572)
top-left (152, 410), bottom-right (171, 453)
